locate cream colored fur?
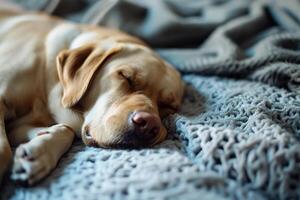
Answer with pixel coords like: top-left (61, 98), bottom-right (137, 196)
top-left (0, 8), bottom-right (184, 185)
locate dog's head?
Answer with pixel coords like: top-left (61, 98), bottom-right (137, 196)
top-left (56, 37), bottom-right (184, 148)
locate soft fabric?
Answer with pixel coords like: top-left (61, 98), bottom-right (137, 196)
top-left (2, 0), bottom-right (300, 199)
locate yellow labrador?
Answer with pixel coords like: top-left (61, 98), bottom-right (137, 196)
top-left (0, 7), bottom-right (184, 185)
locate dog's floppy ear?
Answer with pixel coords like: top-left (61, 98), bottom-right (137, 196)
top-left (57, 43), bottom-right (122, 108)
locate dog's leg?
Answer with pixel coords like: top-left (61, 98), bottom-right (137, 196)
top-left (10, 124), bottom-right (74, 185)
top-left (0, 101), bottom-right (12, 184)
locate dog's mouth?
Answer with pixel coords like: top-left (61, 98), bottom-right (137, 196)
top-left (81, 126), bottom-right (157, 149)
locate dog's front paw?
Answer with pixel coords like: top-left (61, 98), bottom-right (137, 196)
top-left (11, 143), bottom-right (54, 185)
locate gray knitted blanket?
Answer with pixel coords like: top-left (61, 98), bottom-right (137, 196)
top-left (2, 0), bottom-right (300, 199)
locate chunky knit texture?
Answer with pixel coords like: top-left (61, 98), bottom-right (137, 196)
top-left (2, 0), bottom-right (300, 199)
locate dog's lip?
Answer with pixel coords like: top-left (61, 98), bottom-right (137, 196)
top-left (82, 135), bottom-right (156, 149)
top-left (81, 130), bottom-right (156, 149)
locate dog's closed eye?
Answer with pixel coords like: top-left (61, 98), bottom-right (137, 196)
top-left (118, 70), bottom-right (135, 88)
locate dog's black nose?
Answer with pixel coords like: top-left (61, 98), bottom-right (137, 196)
top-left (131, 111), bottom-right (160, 141)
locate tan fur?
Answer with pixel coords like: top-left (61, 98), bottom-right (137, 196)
top-left (0, 8), bottom-right (184, 185)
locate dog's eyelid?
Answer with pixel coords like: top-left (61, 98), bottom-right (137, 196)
top-left (118, 70), bottom-right (135, 86)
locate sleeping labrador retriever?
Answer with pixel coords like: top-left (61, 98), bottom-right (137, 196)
top-left (0, 6), bottom-right (184, 185)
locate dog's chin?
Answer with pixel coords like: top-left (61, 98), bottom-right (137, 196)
top-left (82, 135), bottom-right (155, 149)
top-left (105, 141), bottom-right (153, 149)
top-left (81, 127), bottom-right (158, 149)
top-left (90, 139), bottom-right (154, 149)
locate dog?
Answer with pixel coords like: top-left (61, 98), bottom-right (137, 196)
top-left (0, 6), bottom-right (184, 185)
